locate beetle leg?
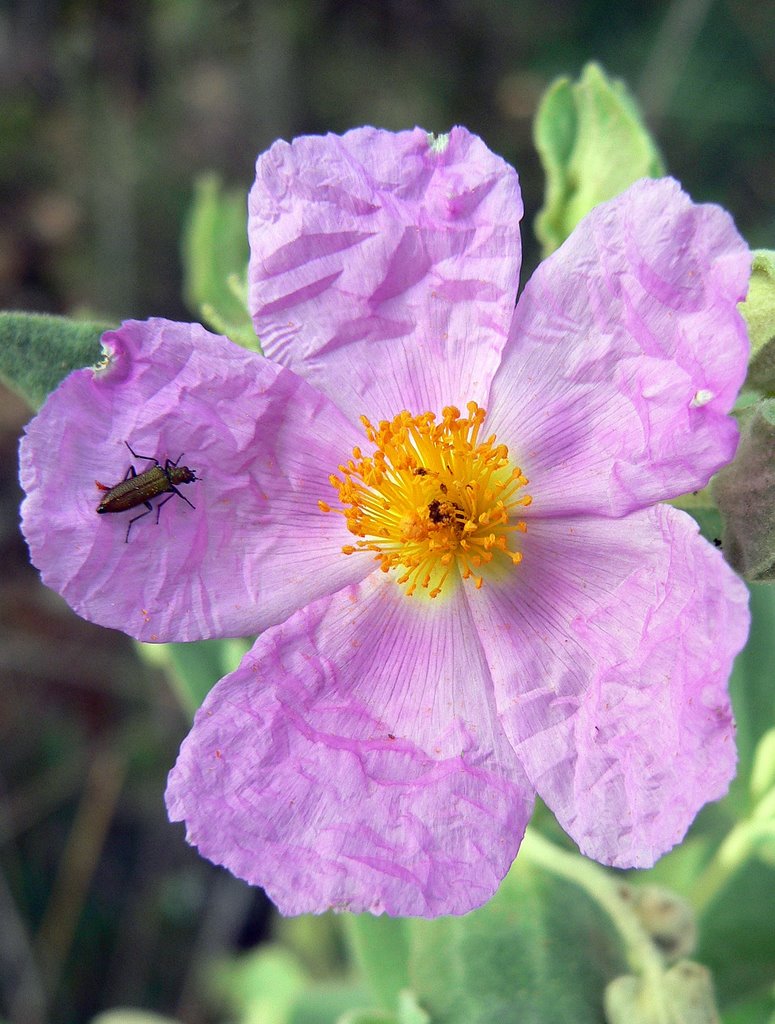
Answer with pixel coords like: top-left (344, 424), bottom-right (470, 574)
top-left (153, 494), bottom-right (176, 525)
top-left (125, 441), bottom-right (159, 466)
top-left (125, 501), bottom-right (154, 543)
top-left (168, 485), bottom-right (196, 510)
top-left (122, 464), bottom-right (138, 482)
top-left (166, 453), bottom-right (185, 469)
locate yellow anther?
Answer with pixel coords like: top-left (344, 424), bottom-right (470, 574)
top-left (320, 402), bottom-right (531, 598)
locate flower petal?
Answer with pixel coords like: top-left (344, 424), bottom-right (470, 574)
top-left (248, 126), bottom-right (522, 424)
top-left (487, 178), bottom-right (750, 516)
top-left (166, 573), bottom-right (533, 916)
top-left (19, 319), bottom-right (374, 642)
top-left (465, 505), bottom-right (749, 868)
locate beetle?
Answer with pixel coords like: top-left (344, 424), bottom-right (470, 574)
top-left (95, 442), bottom-right (199, 542)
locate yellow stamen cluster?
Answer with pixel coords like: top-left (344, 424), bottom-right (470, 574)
top-left (319, 402), bottom-right (531, 599)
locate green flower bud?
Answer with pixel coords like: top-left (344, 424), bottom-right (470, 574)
top-left (628, 884), bottom-right (697, 963)
top-left (604, 962), bottom-right (719, 1024)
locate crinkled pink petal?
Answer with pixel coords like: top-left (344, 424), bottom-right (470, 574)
top-left (248, 126), bottom-right (522, 425)
top-left (166, 573), bottom-right (533, 916)
top-left (19, 319), bottom-right (374, 642)
top-left (464, 505), bottom-right (749, 868)
top-left (487, 178), bottom-right (750, 517)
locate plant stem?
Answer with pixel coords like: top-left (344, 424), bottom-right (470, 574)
top-left (519, 829), bottom-right (674, 1022)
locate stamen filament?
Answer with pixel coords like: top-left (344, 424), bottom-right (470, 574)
top-left (322, 403), bottom-right (531, 598)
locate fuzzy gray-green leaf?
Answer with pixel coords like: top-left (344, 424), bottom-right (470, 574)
top-left (0, 311), bottom-right (112, 409)
top-left (713, 399), bottom-right (775, 582)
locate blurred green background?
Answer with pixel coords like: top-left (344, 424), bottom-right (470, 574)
top-left (0, 1), bottom-right (773, 1022)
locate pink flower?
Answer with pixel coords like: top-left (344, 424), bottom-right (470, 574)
top-left (20, 127), bottom-right (751, 917)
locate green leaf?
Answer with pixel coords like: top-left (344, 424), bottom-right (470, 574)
top-left (685, 505), bottom-right (725, 549)
top-left (275, 913), bottom-right (350, 979)
top-left (90, 1013), bottom-right (182, 1024)
top-left (334, 1011), bottom-right (397, 1024)
top-left (669, 486), bottom-right (716, 512)
top-left (721, 989), bottom-right (775, 1024)
top-left (182, 174), bottom-right (260, 351)
top-left (211, 932), bottom-right (371, 1024)
top-left (740, 250), bottom-right (775, 394)
top-left (288, 985), bottom-right (373, 1024)
top-left (344, 915), bottom-right (410, 1013)
top-left (712, 399), bottom-right (775, 582)
top-left (212, 947), bottom-right (308, 1024)
top-left (729, 584), bottom-right (775, 784)
top-left (139, 637), bottom-right (251, 718)
top-left (636, 835), bottom-right (714, 899)
top-left (396, 991), bottom-right (430, 1024)
top-left (750, 728), bottom-right (775, 802)
top-left (407, 855), bottom-right (625, 1024)
top-left (534, 62), bottom-right (665, 257)
top-left (0, 311), bottom-right (112, 410)
top-left (668, 485), bottom-right (724, 548)
top-left (697, 857), bottom-right (775, 1010)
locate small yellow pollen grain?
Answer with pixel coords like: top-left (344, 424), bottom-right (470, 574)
top-left (319, 402), bottom-right (531, 598)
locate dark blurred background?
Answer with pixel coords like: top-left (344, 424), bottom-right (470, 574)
top-left (1, 1), bottom-right (773, 1022)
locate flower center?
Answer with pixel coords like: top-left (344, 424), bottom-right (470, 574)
top-left (319, 402), bottom-right (531, 599)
